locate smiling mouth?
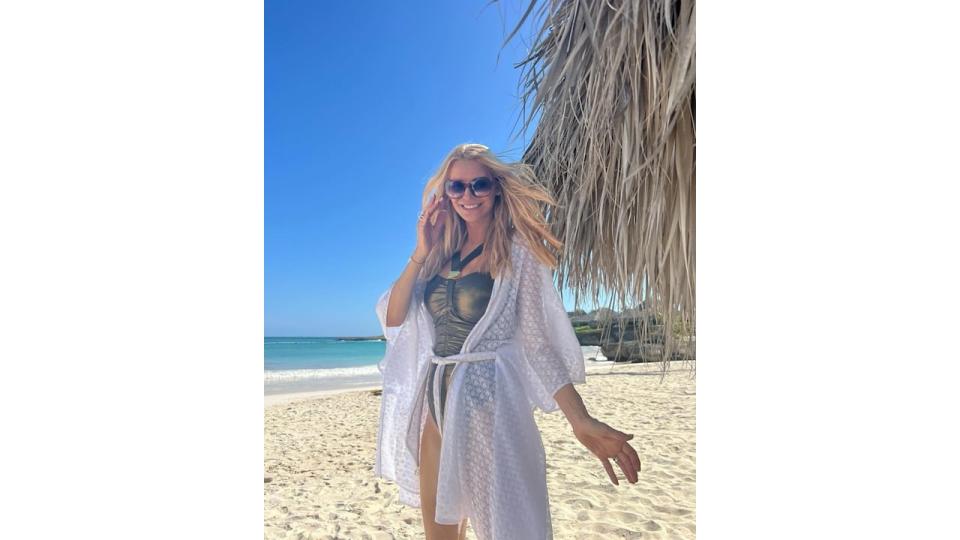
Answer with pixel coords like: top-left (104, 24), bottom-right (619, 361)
top-left (460, 203), bottom-right (481, 209)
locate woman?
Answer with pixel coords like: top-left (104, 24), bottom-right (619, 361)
top-left (375, 143), bottom-right (640, 540)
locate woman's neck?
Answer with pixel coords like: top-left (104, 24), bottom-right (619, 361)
top-left (464, 220), bottom-right (490, 248)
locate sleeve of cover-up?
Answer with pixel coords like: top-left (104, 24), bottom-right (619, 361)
top-left (374, 277), bottom-right (425, 375)
top-left (515, 245), bottom-right (587, 413)
top-left (373, 276), bottom-right (427, 487)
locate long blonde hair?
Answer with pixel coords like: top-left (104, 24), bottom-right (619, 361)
top-left (418, 143), bottom-right (563, 281)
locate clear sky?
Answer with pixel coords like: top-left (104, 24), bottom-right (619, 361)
top-left (266, 1), bottom-right (597, 337)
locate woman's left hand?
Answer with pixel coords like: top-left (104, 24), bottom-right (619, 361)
top-left (572, 416), bottom-right (641, 485)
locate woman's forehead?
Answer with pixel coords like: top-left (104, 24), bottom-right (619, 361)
top-left (448, 160), bottom-right (490, 178)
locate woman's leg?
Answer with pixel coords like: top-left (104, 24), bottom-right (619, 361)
top-left (419, 409), bottom-right (466, 540)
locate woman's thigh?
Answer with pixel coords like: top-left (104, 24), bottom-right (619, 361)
top-left (419, 409), bottom-right (468, 540)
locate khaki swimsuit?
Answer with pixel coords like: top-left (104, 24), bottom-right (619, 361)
top-left (423, 243), bottom-right (494, 433)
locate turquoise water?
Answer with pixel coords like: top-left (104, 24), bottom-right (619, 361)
top-left (264, 337), bottom-right (607, 395)
top-left (264, 337), bottom-right (387, 394)
top-left (265, 337), bottom-right (385, 371)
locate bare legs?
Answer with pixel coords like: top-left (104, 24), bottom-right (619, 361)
top-left (419, 411), bottom-right (468, 540)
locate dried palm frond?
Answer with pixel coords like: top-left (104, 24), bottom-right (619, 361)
top-left (492, 0), bottom-right (696, 377)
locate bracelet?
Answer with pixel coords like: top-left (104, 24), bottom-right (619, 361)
top-left (410, 255), bottom-right (425, 265)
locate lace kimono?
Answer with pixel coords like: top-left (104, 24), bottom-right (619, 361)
top-left (373, 234), bottom-right (586, 540)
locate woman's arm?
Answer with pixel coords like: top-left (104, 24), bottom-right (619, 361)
top-left (386, 192), bottom-right (446, 328)
top-left (554, 382), bottom-right (590, 427)
top-left (385, 248), bottom-right (428, 328)
top-left (555, 382), bottom-right (641, 486)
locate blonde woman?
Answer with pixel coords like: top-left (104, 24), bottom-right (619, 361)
top-left (375, 143), bottom-right (640, 540)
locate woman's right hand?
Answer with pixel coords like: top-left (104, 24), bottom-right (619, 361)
top-left (415, 192), bottom-right (447, 258)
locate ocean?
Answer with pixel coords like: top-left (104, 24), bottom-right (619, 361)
top-left (264, 337), bottom-right (610, 396)
top-left (264, 337), bottom-right (386, 395)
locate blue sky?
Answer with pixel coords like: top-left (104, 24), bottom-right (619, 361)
top-left (266, 1), bottom-right (599, 337)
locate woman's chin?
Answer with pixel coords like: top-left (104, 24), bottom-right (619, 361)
top-left (459, 213), bottom-right (492, 223)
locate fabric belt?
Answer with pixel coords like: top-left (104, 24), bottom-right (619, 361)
top-left (430, 350), bottom-right (498, 365)
top-left (429, 350), bottom-right (498, 436)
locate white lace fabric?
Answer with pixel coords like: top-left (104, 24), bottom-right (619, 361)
top-left (374, 235), bottom-right (586, 540)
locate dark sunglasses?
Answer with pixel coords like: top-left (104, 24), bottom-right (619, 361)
top-left (444, 176), bottom-right (498, 199)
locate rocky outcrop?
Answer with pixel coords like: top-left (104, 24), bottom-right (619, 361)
top-left (571, 309), bottom-right (695, 363)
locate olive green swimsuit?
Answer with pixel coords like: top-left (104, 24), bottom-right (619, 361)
top-left (424, 244), bottom-right (494, 430)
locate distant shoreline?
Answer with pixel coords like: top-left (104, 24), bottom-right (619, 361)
top-left (264, 346), bottom-right (620, 408)
top-left (266, 336), bottom-right (385, 341)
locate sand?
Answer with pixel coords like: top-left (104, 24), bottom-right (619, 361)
top-left (264, 360), bottom-right (696, 539)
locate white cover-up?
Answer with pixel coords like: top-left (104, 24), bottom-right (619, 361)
top-left (374, 234), bottom-right (587, 540)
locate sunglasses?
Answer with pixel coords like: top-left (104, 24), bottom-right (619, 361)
top-left (444, 176), bottom-right (498, 199)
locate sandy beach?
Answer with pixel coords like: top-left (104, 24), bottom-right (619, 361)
top-left (264, 360), bottom-right (696, 539)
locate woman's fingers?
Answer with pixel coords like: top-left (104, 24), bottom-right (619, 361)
top-left (625, 442), bottom-right (641, 473)
top-left (430, 207), bottom-right (440, 226)
top-left (427, 195), bottom-right (445, 219)
top-left (421, 197), bottom-right (434, 219)
top-left (430, 205), bottom-right (446, 227)
top-left (613, 452), bottom-right (636, 483)
top-left (420, 196), bottom-right (440, 227)
top-left (601, 457), bottom-right (619, 486)
top-left (609, 435), bottom-right (640, 483)
top-left (422, 194), bottom-right (440, 217)
top-left (617, 451), bottom-right (638, 483)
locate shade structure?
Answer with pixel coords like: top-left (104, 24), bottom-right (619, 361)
top-left (496, 0), bottom-right (696, 374)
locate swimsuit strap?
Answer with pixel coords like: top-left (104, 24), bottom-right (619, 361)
top-left (452, 243), bottom-right (483, 271)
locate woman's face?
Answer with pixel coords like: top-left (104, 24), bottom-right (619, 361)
top-left (445, 160), bottom-right (500, 225)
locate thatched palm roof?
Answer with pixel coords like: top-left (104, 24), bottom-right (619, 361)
top-left (496, 0), bottom-right (696, 374)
